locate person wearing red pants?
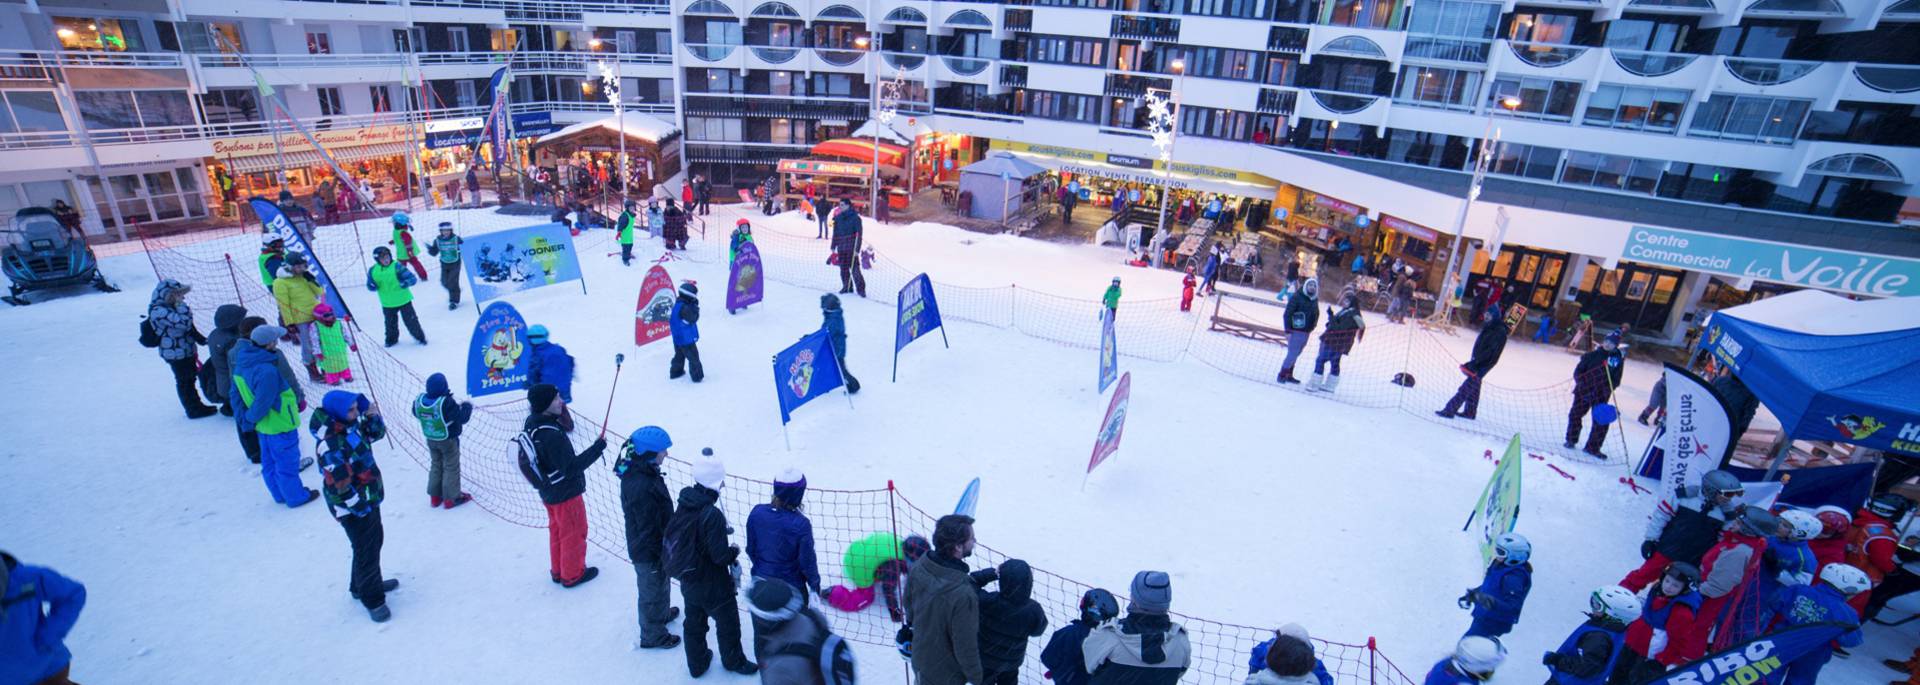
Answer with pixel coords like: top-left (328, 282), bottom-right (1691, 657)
top-left (389, 212), bottom-right (430, 281)
top-left (517, 383), bottom-right (608, 587)
top-left (1689, 506), bottom-right (1776, 650)
top-left (1620, 469), bottom-right (1743, 592)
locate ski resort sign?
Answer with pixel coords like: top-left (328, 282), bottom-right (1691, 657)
top-left (1623, 226), bottom-right (1920, 297)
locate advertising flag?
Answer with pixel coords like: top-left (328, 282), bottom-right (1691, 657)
top-left (473, 67), bottom-right (512, 171)
top-left (466, 301), bottom-right (532, 397)
top-left (1087, 372), bottom-right (1133, 475)
top-left (726, 241), bottom-right (764, 313)
top-left (249, 197), bottom-right (350, 320)
top-left (462, 222), bottom-right (585, 303)
top-left (1465, 435), bottom-right (1525, 566)
top-left (773, 329), bottom-right (846, 424)
top-left (894, 273), bottom-right (944, 353)
top-left (1636, 363), bottom-right (1735, 502)
top-left (954, 477), bottom-right (982, 518)
top-left (1099, 309), bottom-right (1118, 393)
top-left (634, 265), bottom-right (675, 346)
top-left (1638, 622), bottom-right (1856, 685)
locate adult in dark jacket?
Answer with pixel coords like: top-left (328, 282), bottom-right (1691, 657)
top-left (1565, 331), bottom-right (1625, 457)
top-left (1083, 571), bottom-right (1191, 685)
top-left (747, 469), bottom-right (823, 598)
top-left (1, 552), bottom-right (87, 685)
top-left (149, 279), bottom-right (217, 418)
top-left (1275, 278), bottom-right (1320, 384)
top-left (694, 174), bottom-right (713, 215)
top-left (832, 198), bottom-right (867, 297)
top-left (978, 559), bottom-right (1049, 684)
top-left (517, 383), bottom-right (607, 587)
top-left (1436, 308), bottom-right (1512, 420)
top-left (414, 372), bottom-right (473, 508)
top-left (524, 324), bottom-right (575, 402)
top-left (618, 425), bottom-right (681, 649)
top-left (670, 281), bottom-right (703, 382)
top-left (1042, 588), bottom-right (1120, 685)
top-left (906, 514), bottom-right (987, 685)
top-left (1618, 470), bottom-right (1743, 592)
top-left (665, 458), bottom-right (757, 677)
top-left (663, 199), bottom-right (690, 250)
top-left (822, 293), bottom-right (860, 393)
top-left (1307, 289), bottom-right (1365, 394)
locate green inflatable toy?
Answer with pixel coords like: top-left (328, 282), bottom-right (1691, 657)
top-left (842, 532), bottom-right (903, 588)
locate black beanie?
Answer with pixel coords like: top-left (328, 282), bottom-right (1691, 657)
top-left (746, 578), bottom-right (801, 624)
top-left (527, 383), bottom-right (560, 414)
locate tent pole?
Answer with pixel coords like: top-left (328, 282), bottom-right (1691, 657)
top-left (1762, 440), bottom-right (1792, 481)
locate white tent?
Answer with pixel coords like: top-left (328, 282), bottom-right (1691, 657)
top-left (1712, 289), bottom-right (1920, 336)
top-left (849, 119), bottom-right (912, 146)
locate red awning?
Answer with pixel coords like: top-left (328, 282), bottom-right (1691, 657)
top-left (812, 138), bottom-right (907, 168)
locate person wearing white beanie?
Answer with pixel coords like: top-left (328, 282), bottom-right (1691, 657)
top-left (665, 453), bottom-right (756, 676)
top-left (691, 458), bottom-right (726, 490)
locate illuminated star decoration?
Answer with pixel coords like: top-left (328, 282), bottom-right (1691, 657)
top-left (595, 63), bottom-right (621, 107)
top-left (1144, 89), bottom-right (1177, 162)
top-left (875, 69), bottom-right (906, 126)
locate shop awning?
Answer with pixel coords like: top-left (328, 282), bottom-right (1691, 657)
top-left (1005, 150), bottom-right (1276, 199)
top-left (223, 142), bottom-right (414, 174)
top-left (812, 138), bottom-right (906, 167)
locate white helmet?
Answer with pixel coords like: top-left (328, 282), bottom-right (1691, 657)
top-left (1492, 533), bottom-right (1531, 566)
top-left (1452, 636), bottom-right (1506, 678)
top-left (1778, 509), bottom-right (1821, 541)
top-left (1820, 563), bottom-right (1872, 596)
top-left (1588, 585), bottom-right (1643, 624)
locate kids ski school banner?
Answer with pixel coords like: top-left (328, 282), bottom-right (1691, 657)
top-left (1087, 372), bottom-right (1133, 475)
top-left (462, 222), bottom-right (586, 304)
top-left (1464, 434), bottom-right (1524, 566)
top-left (634, 264), bottom-right (675, 347)
top-left (1099, 309), bottom-right (1118, 393)
top-left (1639, 621), bottom-right (1856, 685)
top-left (250, 197), bottom-right (351, 320)
top-left (727, 241), bottom-right (764, 313)
top-left (893, 273), bottom-right (948, 381)
top-left (1634, 364), bottom-right (1734, 497)
top-left (466, 301), bottom-right (532, 397)
top-left (773, 328), bottom-right (847, 424)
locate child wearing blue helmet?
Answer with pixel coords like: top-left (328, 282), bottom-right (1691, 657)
top-left (1459, 533), bottom-right (1533, 638)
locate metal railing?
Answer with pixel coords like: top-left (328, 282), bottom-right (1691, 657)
top-left (1507, 40), bottom-right (1586, 68)
top-left (1724, 57), bottom-right (1822, 85)
top-left (1610, 49), bottom-right (1697, 77)
top-left (1854, 64), bottom-right (1920, 93)
top-left (0, 49), bottom-right (185, 70)
top-left (197, 52), bottom-right (404, 69)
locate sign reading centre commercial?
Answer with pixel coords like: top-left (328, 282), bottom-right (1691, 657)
top-left (1624, 226), bottom-right (1920, 298)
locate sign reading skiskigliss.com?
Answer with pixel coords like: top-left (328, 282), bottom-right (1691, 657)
top-left (1623, 226), bottom-right (1920, 297)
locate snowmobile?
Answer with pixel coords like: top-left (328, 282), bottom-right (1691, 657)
top-left (2, 207), bottom-right (119, 305)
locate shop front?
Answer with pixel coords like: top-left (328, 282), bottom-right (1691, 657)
top-left (778, 138), bottom-right (909, 213)
top-left (211, 123), bottom-right (417, 209)
top-left (531, 112), bottom-right (684, 203)
top-left (986, 139), bottom-right (1279, 237)
top-left (1464, 245), bottom-right (1573, 326)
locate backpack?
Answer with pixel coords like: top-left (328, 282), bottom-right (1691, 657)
top-left (773, 609), bottom-right (856, 685)
top-left (139, 316), bottom-right (161, 348)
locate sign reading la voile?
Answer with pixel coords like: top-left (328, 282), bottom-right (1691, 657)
top-left (1623, 225), bottom-right (1920, 298)
top-left (212, 124), bottom-right (413, 157)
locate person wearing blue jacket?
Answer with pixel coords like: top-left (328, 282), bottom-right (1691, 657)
top-left (821, 293), bottom-right (860, 393)
top-left (524, 325), bottom-right (575, 403)
top-left (1767, 564), bottom-right (1869, 685)
top-left (1246, 623), bottom-right (1334, 685)
top-left (746, 469), bottom-right (823, 600)
top-left (1460, 533), bottom-right (1532, 638)
top-left (1, 552), bottom-right (86, 685)
top-left (233, 324), bottom-right (317, 508)
top-left (1542, 586), bottom-right (1640, 685)
top-left (1042, 589), bottom-right (1118, 685)
top-left (670, 281), bottom-right (703, 382)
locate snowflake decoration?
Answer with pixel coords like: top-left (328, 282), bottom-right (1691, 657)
top-left (875, 69), bottom-right (907, 126)
top-left (596, 63), bottom-right (621, 108)
top-left (1144, 89), bottom-right (1177, 162)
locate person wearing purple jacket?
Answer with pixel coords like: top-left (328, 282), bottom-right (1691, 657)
top-left (746, 469), bottom-right (823, 602)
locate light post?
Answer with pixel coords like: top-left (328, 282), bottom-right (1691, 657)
top-left (1434, 95), bottom-right (1521, 325)
top-left (596, 58), bottom-right (627, 208)
top-left (855, 36), bottom-right (897, 218)
top-left (1146, 57), bottom-right (1184, 268)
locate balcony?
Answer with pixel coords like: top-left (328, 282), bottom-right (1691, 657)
top-left (1268, 27), bottom-right (1310, 53)
top-left (750, 47), bottom-right (803, 64)
top-left (1111, 15), bottom-right (1180, 41)
top-left (943, 57), bottom-right (991, 76)
top-left (1257, 88), bottom-right (1298, 116)
top-left (884, 52), bottom-right (929, 70)
top-left (681, 93), bottom-right (868, 119)
top-left (1000, 65), bottom-right (1029, 88)
top-left (1724, 57), bottom-right (1821, 86)
top-left (1854, 64), bottom-right (1920, 93)
top-left (0, 49), bottom-right (185, 79)
top-left (198, 53), bottom-right (405, 69)
top-left (1004, 9), bottom-right (1033, 30)
top-left (1403, 36), bottom-right (1489, 64)
top-left (684, 44), bottom-right (741, 62)
top-left (1309, 91), bottom-right (1379, 114)
top-left (1507, 41), bottom-right (1586, 68)
top-left (408, 0), bottom-right (670, 23)
top-left (1104, 74), bottom-right (1170, 98)
top-left (1610, 50), bottom-right (1697, 78)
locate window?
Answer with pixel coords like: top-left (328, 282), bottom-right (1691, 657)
top-left (1800, 102), bottom-right (1920, 148)
top-left (448, 27), bottom-right (470, 53)
top-left (765, 71), bottom-right (803, 96)
top-left (1134, 44), bottom-right (1265, 82)
top-left (1582, 84), bottom-right (1688, 132)
top-left (53, 17), bottom-right (145, 52)
top-left (617, 30), bottom-right (638, 53)
top-left (1016, 90), bottom-right (1101, 124)
top-left (1322, 0), bottom-right (1406, 30)
top-left (73, 90), bottom-right (194, 130)
top-left (1656, 163), bottom-right (1734, 203)
top-left (0, 91), bottom-right (68, 133)
top-left (317, 87), bottom-right (345, 116)
top-left (85, 167), bottom-right (207, 229)
top-left (306, 28), bottom-right (331, 55)
top-left (1604, 16), bottom-right (1691, 52)
top-left (809, 73), bottom-right (852, 96)
top-left (1184, 0), bottom-right (1272, 19)
top-left (1688, 94), bottom-right (1810, 144)
top-left (1404, 0), bottom-right (1499, 62)
top-left (699, 20), bottom-right (744, 45)
top-left (1178, 104), bottom-right (1257, 140)
top-left (454, 81), bottom-right (478, 107)
top-left (1395, 66), bottom-right (1481, 110)
top-left (369, 86), bottom-right (394, 113)
top-left (1561, 151), bottom-right (1665, 193)
top-left (1483, 141), bottom-right (1562, 180)
top-left (686, 117), bottom-right (743, 141)
top-left (767, 118), bottom-right (807, 144)
top-left (393, 28), bottom-right (416, 52)
top-left (1024, 35), bottom-right (1106, 67)
top-left (1263, 55), bottom-right (1299, 86)
top-left (1704, 22), bottom-right (1803, 59)
top-left (200, 89), bottom-right (261, 124)
top-left (1488, 76), bottom-right (1581, 120)
top-left (1384, 128), bottom-right (1471, 169)
top-left (1508, 12), bottom-right (1580, 44)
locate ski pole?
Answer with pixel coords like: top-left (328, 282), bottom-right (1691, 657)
top-left (598, 353), bottom-right (625, 441)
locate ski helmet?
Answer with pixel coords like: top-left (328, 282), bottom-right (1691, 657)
top-left (438, 221), bottom-right (454, 233)
top-left (261, 233), bottom-right (284, 246)
top-left (626, 426), bottom-right (672, 455)
top-left (1587, 585), bottom-right (1642, 624)
top-left (1699, 470), bottom-right (1743, 501)
top-left (1079, 588), bottom-right (1120, 624)
top-left (1451, 636), bottom-right (1505, 678)
top-left (737, 218), bottom-right (751, 227)
top-left (1819, 563), bottom-right (1872, 596)
top-left (1735, 505), bottom-right (1782, 537)
top-left (527, 324), bottom-right (550, 343)
top-left (1492, 533), bottom-right (1531, 566)
top-left (372, 246), bottom-right (392, 260)
top-left (1663, 562), bottom-right (1701, 590)
top-left (1869, 493), bottom-right (1912, 519)
top-left (1815, 505), bottom-right (1852, 537)
top-left (1778, 509), bottom-right (1821, 541)
top-left (392, 211), bottom-right (411, 226)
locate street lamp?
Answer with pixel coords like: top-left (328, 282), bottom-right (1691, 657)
top-left (1145, 58), bottom-right (1184, 268)
top-left (597, 61), bottom-right (627, 208)
top-left (855, 35), bottom-right (896, 219)
top-left (1434, 95), bottom-right (1522, 325)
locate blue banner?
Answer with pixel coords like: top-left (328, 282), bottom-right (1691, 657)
top-left (462, 222), bottom-right (585, 304)
top-left (466, 301), bottom-right (532, 397)
top-left (773, 329), bottom-right (845, 424)
top-left (1624, 225), bottom-right (1920, 298)
top-left (512, 111), bottom-right (555, 138)
top-left (1639, 622), bottom-right (1854, 685)
top-left (249, 197), bottom-right (350, 320)
top-left (474, 67), bottom-right (512, 171)
top-left (1099, 309), bottom-right (1117, 393)
top-left (894, 273), bottom-right (943, 353)
top-left (426, 128), bottom-right (482, 149)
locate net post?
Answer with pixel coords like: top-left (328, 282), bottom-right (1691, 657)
top-left (224, 253), bottom-right (243, 300)
top-left (887, 479), bottom-right (910, 685)
top-left (1367, 636), bottom-right (1377, 685)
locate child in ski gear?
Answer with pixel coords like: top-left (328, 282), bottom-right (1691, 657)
top-left (647, 200), bottom-right (665, 240)
top-left (148, 279), bottom-right (217, 418)
top-left (390, 212), bottom-right (428, 280)
top-left (1758, 509), bottom-right (1822, 615)
top-left (1083, 570), bottom-right (1191, 685)
top-left (1103, 278), bottom-right (1121, 317)
top-left (1617, 562), bottom-right (1702, 683)
top-left (310, 390), bottom-right (396, 622)
top-left (424, 221), bottom-right (462, 309)
top-left (821, 293), bottom-right (860, 393)
top-left (876, 535), bottom-right (932, 623)
top-left (518, 383), bottom-right (607, 587)
top-left (748, 469), bottom-right (824, 599)
top-left (525, 324), bottom-right (576, 403)
top-left (1200, 247), bottom-right (1221, 296)
top-left (1043, 588), bottom-right (1119, 685)
top-left (1275, 278), bottom-right (1320, 384)
top-left (1638, 376), bottom-right (1666, 425)
top-left (730, 218), bottom-right (754, 263)
top-left (1, 552), bottom-right (86, 685)
top-left (978, 559), bottom-right (1049, 684)
top-left (1246, 624), bottom-right (1333, 685)
top-left (618, 426), bottom-right (682, 649)
top-left (670, 281), bottom-right (704, 382)
top-left (663, 198), bottom-right (689, 250)
top-left (1849, 493), bottom-right (1908, 614)
top-left (1247, 634), bottom-right (1318, 685)
top-left (1436, 307), bottom-right (1512, 419)
top-left (1179, 268), bottom-right (1197, 312)
top-left (1688, 506), bottom-right (1777, 651)
top-left (308, 303), bottom-right (357, 385)
top-left (1621, 469), bottom-right (1743, 591)
top-left (1424, 636), bottom-right (1504, 685)
top-left (271, 254), bottom-right (326, 375)
top-left (1308, 289), bottom-right (1366, 394)
top-left (258, 234), bottom-right (286, 286)
top-left (206, 304), bottom-right (247, 419)
top-left (233, 324), bottom-right (317, 508)
top-left (747, 577), bottom-right (849, 684)
top-left (1566, 314), bottom-right (1593, 352)
top-left (415, 372), bottom-right (473, 508)
top-left (1541, 586), bottom-right (1640, 685)
top-left (666, 457), bottom-right (757, 677)
top-left (1765, 564), bottom-right (1869, 685)
top-left (1809, 506), bottom-right (1852, 575)
top-left (1565, 332), bottom-right (1625, 457)
top-left (1460, 533), bottom-right (1532, 638)
top-left (617, 200), bottom-right (638, 266)
top-left (367, 246), bottom-right (427, 347)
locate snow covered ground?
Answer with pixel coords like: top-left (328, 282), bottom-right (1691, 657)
top-left (2, 201), bottom-right (1912, 684)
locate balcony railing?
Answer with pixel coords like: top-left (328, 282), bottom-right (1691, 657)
top-left (1111, 15), bottom-right (1180, 40)
top-left (0, 49), bottom-right (185, 73)
top-left (199, 53), bottom-right (406, 69)
top-left (1308, 91), bottom-right (1379, 114)
top-left (409, 0), bottom-right (669, 22)
top-left (1257, 88), bottom-right (1298, 115)
top-left (1268, 27), bottom-right (1310, 53)
top-left (1000, 65), bottom-right (1029, 88)
top-left (1610, 49), bottom-right (1697, 77)
top-left (685, 44), bottom-right (740, 62)
top-left (1104, 74), bottom-right (1170, 98)
top-left (1724, 57), bottom-right (1821, 86)
top-left (1854, 64), bottom-right (1920, 93)
top-left (944, 57), bottom-right (990, 76)
top-left (1403, 36), bottom-right (1489, 64)
top-left (1508, 41), bottom-right (1585, 68)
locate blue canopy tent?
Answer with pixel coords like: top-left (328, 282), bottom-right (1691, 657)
top-left (1700, 290), bottom-right (1920, 483)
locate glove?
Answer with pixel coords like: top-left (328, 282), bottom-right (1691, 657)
top-left (895, 625), bottom-right (914, 658)
top-left (818, 587), bottom-right (833, 602)
top-left (590, 437), bottom-right (608, 453)
top-left (1457, 591), bottom-right (1475, 610)
top-left (1641, 540), bottom-right (1658, 560)
top-left (298, 399), bottom-right (309, 412)
top-left (1542, 652), bottom-right (1559, 668)
top-left (349, 345), bottom-right (358, 352)
top-left (970, 567), bottom-right (1000, 586)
